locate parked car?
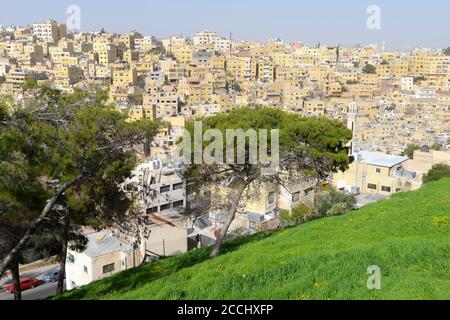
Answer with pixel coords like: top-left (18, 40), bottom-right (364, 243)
top-left (43, 270), bottom-right (60, 283)
top-left (5, 278), bottom-right (40, 293)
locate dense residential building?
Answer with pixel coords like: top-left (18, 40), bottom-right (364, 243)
top-left (121, 159), bottom-right (186, 216)
top-left (1, 21), bottom-right (449, 293)
top-left (32, 19), bottom-right (66, 42)
top-left (193, 31), bottom-right (231, 53)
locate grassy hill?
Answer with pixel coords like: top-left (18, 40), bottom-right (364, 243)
top-left (57, 179), bottom-right (450, 300)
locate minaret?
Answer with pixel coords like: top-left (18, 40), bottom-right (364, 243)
top-left (380, 41), bottom-right (385, 53)
top-left (347, 100), bottom-right (358, 156)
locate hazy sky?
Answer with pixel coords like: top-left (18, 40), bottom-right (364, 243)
top-left (1, 0), bottom-right (448, 50)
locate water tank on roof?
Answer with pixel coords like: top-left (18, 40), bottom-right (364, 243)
top-left (420, 145), bottom-right (430, 153)
top-left (173, 160), bottom-right (184, 172)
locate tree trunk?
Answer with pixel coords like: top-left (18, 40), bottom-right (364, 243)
top-left (10, 259), bottom-right (21, 301)
top-left (143, 133), bottom-right (151, 158)
top-left (57, 212), bottom-right (70, 296)
top-left (209, 182), bottom-right (248, 259)
top-left (0, 176), bottom-right (82, 279)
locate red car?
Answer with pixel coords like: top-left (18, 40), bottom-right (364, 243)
top-left (5, 278), bottom-right (40, 293)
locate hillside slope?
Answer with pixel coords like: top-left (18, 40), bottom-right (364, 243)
top-left (58, 179), bottom-right (450, 300)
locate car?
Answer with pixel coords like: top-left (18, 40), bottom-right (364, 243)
top-left (43, 270), bottom-right (60, 283)
top-left (5, 278), bottom-right (40, 293)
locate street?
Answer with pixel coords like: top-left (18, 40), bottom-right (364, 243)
top-left (0, 265), bottom-right (63, 301)
top-left (0, 282), bottom-right (60, 301)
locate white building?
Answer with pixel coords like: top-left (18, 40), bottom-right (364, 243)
top-left (347, 101), bottom-right (358, 156)
top-left (146, 70), bottom-right (165, 87)
top-left (66, 231), bottom-right (136, 290)
top-left (66, 159), bottom-right (190, 291)
top-left (193, 31), bottom-right (231, 53)
top-left (184, 103), bottom-right (222, 118)
top-left (122, 159), bottom-right (186, 216)
top-left (135, 36), bottom-right (157, 51)
top-left (412, 89), bottom-right (437, 99)
top-left (400, 77), bottom-right (414, 91)
top-left (162, 35), bottom-right (188, 50)
top-left (66, 215), bottom-right (189, 291)
top-left (32, 20), bottom-right (66, 42)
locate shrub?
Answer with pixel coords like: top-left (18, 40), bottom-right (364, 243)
top-left (327, 202), bottom-right (348, 216)
top-left (423, 164), bottom-right (450, 184)
top-left (401, 144), bottom-right (420, 159)
top-left (315, 189), bottom-right (356, 216)
top-left (280, 204), bottom-right (311, 226)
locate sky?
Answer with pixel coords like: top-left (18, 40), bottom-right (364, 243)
top-left (0, 0), bottom-right (448, 51)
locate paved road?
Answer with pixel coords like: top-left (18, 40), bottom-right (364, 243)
top-left (0, 265), bottom-right (63, 300)
top-left (0, 282), bottom-right (60, 300)
top-left (356, 193), bottom-right (388, 208)
top-left (0, 264), bottom-right (59, 286)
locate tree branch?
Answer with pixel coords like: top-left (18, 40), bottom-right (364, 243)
top-left (0, 175), bottom-right (83, 278)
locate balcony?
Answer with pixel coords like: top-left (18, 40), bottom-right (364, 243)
top-left (394, 168), bottom-right (417, 179)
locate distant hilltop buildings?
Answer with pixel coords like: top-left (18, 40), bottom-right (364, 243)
top-left (0, 20), bottom-right (448, 157)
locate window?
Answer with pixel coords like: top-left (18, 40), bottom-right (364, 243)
top-left (173, 182), bottom-right (184, 191)
top-left (67, 253), bottom-right (75, 264)
top-left (292, 192), bottom-right (301, 202)
top-left (146, 206), bottom-right (158, 214)
top-left (381, 186), bottom-right (391, 193)
top-left (83, 266), bottom-right (88, 273)
top-left (160, 203), bottom-right (171, 211)
top-left (173, 200), bottom-right (184, 208)
top-left (102, 263), bottom-right (115, 274)
top-left (160, 185), bottom-right (171, 193)
top-left (268, 192), bottom-right (275, 205)
top-left (376, 168), bottom-right (382, 174)
top-left (367, 183), bottom-right (377, 190)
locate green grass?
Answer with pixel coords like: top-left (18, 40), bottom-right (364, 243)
top-left (57, 179), bottom-right (450, 300)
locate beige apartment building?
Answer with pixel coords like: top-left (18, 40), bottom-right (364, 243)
top-left (333, 151), bottom-right (421, 196)
top-left (143, 89), bottom-right (180, 118)
top-left (112, 68), bottom-right (138, 87)
top-left (0, 69), bottom-right (36, 97)
top-left (53, 65), bottom-right (83, 88)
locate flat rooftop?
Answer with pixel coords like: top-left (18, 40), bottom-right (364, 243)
top-left (82, 232), bottom-right (132, 258)
top-left (356, 151), bottom-right (409, 168)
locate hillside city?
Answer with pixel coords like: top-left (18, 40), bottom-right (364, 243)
top-left (0, 19), bottom-right (449, 300)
